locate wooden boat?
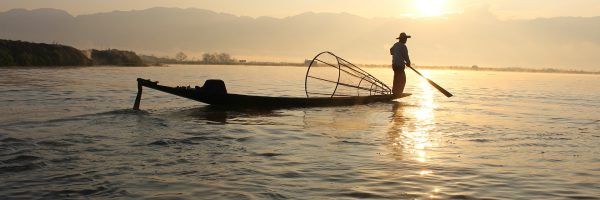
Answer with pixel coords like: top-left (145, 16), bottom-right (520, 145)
top-left (133, 78), bottom-right (410, 109)
top-left (133, 51), bottom-right (410, 109)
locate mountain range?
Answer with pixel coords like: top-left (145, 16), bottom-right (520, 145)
top-left (1, 7), bottom-right (599, 70)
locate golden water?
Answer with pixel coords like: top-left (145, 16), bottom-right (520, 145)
top-left (0, 65), bottom-right (598, 199)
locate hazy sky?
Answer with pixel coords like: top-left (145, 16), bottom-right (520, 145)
top-left (2, 0), bottom-right (600, 70)
top-left (1, 0), bottom-right (600, 19)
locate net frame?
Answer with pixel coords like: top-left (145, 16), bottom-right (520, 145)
top-left (304, 51), bottom-right (392, 98)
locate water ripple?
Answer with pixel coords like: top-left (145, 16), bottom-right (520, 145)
top-left (0, 66), bottom-right (598, 199)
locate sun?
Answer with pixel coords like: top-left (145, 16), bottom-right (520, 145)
top-left (414, 0), bottom-right (447, 17)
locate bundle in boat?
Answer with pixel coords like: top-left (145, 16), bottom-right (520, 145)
top-left (133, 51), bottom-right (408, 109)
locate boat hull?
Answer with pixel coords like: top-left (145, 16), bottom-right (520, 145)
top-left (136, 78), bottom-right (410, 108)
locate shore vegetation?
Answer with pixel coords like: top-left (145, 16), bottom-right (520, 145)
top-left (0, 39), bottom-right (145, 67)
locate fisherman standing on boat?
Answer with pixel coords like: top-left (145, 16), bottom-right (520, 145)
top-left (390, 32), bottom-right (411, 96)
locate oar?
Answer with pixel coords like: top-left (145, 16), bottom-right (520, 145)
top-left (407, 66), bottom-right (453, 97)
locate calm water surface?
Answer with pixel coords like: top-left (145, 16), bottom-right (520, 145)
top-left (0, 65), bottom-right (599, 199)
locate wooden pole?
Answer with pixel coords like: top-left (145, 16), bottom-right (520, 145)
top-left (133, 80), bottom-right (143, 110)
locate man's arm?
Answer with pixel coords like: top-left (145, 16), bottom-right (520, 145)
top-left (402, 45), bottom-right (411, 67)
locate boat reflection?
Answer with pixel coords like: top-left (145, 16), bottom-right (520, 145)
top-left (181, 106), bottom-right (284, 125)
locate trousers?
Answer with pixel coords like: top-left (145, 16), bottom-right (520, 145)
top-left (392, 63), bottom-right (406, 96)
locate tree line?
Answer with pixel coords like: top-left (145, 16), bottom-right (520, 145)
top-left (141, 52), bottom-right (237, 65)
top-left (90, 49), bottom-right (144, 66)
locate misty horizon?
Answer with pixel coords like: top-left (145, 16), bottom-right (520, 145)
top-left (3, 0), bottom-right (600, 19)
top-left (1, 6), bottom-right (600, 71)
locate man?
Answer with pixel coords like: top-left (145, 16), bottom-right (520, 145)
top-left (390, 32), bottom-right (411, 96)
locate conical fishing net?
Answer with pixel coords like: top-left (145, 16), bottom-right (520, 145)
top-left (305, 51), bottom-right (391, 98)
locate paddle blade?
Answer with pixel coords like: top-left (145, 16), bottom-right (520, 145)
top-left (407, 66), bottom-right (453, 98)
top-left (426, 79), bottom-right (453, 97)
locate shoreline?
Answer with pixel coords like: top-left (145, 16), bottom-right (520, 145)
top-left (164, 62), bottom-right (600, 75)
top-left (3, 39), bottom-right (597, 75)
top-left (2, 62), bottom-right (599, 75)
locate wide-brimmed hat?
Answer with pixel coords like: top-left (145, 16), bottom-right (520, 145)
top-left (396, 32), bottom-right (411, 39)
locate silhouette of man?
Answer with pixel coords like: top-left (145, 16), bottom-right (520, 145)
top-left (390, 32), bottom-right (411, 96)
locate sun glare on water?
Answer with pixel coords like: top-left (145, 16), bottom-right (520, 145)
top-left (414, 0), bottom-right (447, 17)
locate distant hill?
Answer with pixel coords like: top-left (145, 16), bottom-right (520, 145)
top-left (0, 39), bottom-right (145, 67)
top-left (1, 7), bottom-right (599, 70)
top-left (0, 39), bottom-right (90, 66)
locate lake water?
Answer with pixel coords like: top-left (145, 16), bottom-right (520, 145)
top-left (1, 65), bottom-right (599, 199)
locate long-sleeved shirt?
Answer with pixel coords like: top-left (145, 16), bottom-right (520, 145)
top-left (390, 42), bottom-right (410, 67)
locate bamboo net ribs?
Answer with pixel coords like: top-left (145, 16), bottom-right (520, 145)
top-left (305, 51), bottom-right (392, 98)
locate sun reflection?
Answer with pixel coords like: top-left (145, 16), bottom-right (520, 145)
top-left (417, 71), bottom-right (436, 114)
top-left (419, 170), bottom-right (433, 176)
top-left (428, 188), bottom-right (441, 199)
top-left (386, 69), bottom-right (441, 199)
